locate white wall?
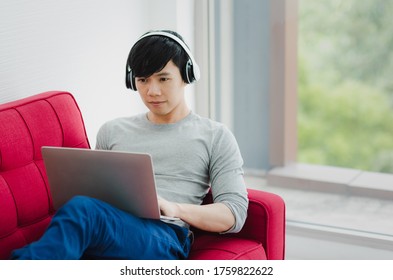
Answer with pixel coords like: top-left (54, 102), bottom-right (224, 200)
top-left (0, 0), bottom-right (195, 147)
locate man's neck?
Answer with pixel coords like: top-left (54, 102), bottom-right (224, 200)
top-left (147, 108), bottom-right (191, 124)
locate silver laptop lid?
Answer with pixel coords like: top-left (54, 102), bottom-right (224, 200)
top-left (42, 146), bottom-right (160, 219)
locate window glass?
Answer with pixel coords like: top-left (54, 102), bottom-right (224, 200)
top-left (298, 0), bottom-right (393, 174)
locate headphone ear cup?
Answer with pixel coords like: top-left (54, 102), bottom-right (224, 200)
top-left (125, 71), bottom-right (131, 89)
top-left (126, 68), bottom-right (137, 91)
top-left (185, 59), bottom-right (194, 84)
top-left (130, 70), bottom-right (137, 91)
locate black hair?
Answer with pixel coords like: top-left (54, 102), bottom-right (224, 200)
top-left (127, 30), bottom-right (190, 82)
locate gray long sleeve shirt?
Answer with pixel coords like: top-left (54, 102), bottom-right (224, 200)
top-left (95, 112), bottom-right (248, 233)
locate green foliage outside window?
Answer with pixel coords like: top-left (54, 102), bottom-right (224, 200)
top-left (298, 0), bottom-right (393, 173)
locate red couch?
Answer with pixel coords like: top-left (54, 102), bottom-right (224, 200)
top-left (0, 91), bottom-right (285, 260)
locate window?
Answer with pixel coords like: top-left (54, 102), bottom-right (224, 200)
top-left (298, 0), bottom-right (393, 174)
top-left (194, 0), bottom-right (393, 198)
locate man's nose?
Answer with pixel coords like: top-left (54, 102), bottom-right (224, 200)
top-left (147, 82), bottom-right (161, 96)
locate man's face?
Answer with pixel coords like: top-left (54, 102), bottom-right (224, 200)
top-left (135, 60), bottom-right (188, 123)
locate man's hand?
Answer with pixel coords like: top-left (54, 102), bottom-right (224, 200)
top-left (158, 196), bottom-right (180, 218)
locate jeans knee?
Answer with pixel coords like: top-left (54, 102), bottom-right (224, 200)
top-left (68, 195), bottom-right (94, 207)
top-left (58, 195), bottom-right (97, 216)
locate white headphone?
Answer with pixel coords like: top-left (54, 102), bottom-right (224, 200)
top-left (126, 31), bottom-right (200, 91)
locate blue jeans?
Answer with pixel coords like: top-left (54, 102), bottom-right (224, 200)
top-left (11, 196), bottom-right (191, 260)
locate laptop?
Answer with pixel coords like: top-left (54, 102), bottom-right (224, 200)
top-left (42, 146), bottom-right (163, 219)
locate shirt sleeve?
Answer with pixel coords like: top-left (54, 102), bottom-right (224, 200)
top-left (209, 125), bottom-right (249, 234)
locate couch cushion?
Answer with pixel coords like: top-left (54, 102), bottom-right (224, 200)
top-left (188, 235), bottom-right (267, 260)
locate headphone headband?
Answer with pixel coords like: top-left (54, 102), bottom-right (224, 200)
top-left (126, 31), bottom-right (200, 91)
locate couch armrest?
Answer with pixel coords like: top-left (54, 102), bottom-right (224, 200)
top-left (236, 188), bottom-right (286, 260)
top-left (199, 188), bottom-right (285, 260)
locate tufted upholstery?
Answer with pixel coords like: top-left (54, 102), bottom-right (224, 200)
top-left (0, 91), bottom-right (285, 260)
top-left (0, 91), bottom-right (90, 259)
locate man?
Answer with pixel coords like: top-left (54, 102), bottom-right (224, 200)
top-left (11, 30), bottom-right (248, 260)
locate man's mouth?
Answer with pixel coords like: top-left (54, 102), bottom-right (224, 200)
top-left (149, 101), bottom-right (166, 105)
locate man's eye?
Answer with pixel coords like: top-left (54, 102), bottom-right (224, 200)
top-left (137, 78), bottom-right (146, 83)
top-left (160, 77), bottom-right (169, 82)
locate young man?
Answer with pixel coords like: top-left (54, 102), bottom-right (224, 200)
top-left (11, 30), bottom-right (248, 260)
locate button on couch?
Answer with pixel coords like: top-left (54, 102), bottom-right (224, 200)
top-left (0, 91), bottom-right (285, 260)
